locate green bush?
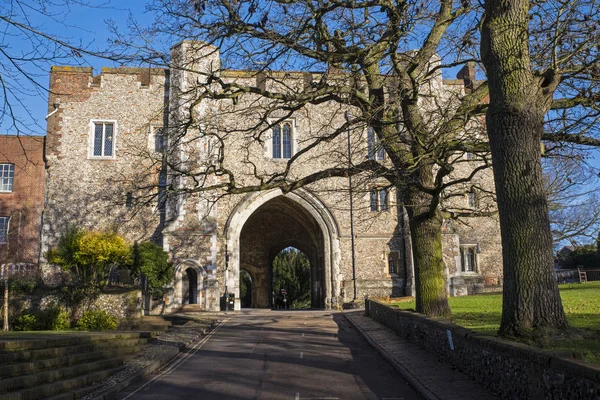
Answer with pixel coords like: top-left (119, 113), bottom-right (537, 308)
top-left (12, 306), bottom-right (72, 331)
top-left (75, 310), bottom-right (118, 331)
top-left (9, 278), bottom-right (38, 293)
top-left (128, 241), bottom-right (173, 294)
top-left (13, 313), bottom-right (38, 331)
top-left (38, 306), bottom-right (71, 330)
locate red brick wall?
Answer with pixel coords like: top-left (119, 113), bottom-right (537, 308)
top-left (0, 135), bottom-right (45, 265)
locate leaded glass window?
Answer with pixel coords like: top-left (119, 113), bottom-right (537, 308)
top-left (93, 122), bottom-right (115, 157)
top-left (272, 122), bottom-right (293, 159)
top-left (272, 124), bottom-right (281, 159)
top-left (379, 189), bottom-right (388, 211)
top-left (370, 188), bottom-right (390, 212)
top-left (282, 123), bottom-right (292, 159)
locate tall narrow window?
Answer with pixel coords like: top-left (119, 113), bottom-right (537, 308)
top-left (367, 127), bottom-right (385, 161)
top-left (125, 192), bottom-right (133, 209)
top-left (468, 189), bottom-right (478, 208)
top-left (379, 189), bottom-right (388, 211)
top-left (158, 170), bottom-right (167, 210)
top-left (0, 216), bottom-right (9, 244)
top-left (461, 246), bottom-right (477, 272)
top-left (367, 127), bottom-right (375, 160)
top-left (272, 124), bottom-right (281, 159)
top-left (388, 252), bottom-right (400, 274)
top-left (377, 141), bottom-right (385, 161)
top-left (154, 127), bottom-right (167, 152)
top-left (0, 164), bottom-right (15, 192)
top-left (282, 123), bottom-right (292, 159)
top-left (272, 122), bottom-right (293, 159)
top-left (370, 189), bottom-right (378, 211)
top-left (92, 122), bottom-right (115, 157)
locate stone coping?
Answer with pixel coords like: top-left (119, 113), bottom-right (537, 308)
top-left (367, 299), bottom-right (600, 400)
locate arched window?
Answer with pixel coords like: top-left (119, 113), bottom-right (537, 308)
top-left (460, 246), bottom-right (477, 272)
top-left (272, 122), bottom-right (293, 159)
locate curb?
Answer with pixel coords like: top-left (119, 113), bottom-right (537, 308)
top-left (89, 346), bottom-right (180, 400)
top-left (344, 312), bottom-right (440, 400)
top-left (89, 320), bottom-right (222, 400)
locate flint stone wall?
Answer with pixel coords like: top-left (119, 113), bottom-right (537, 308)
top-left (366, 299), bottom-right (600, 400)
top-left (9, 289), bottom-right (142, 320)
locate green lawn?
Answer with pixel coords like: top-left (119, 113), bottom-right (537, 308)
top-left (389, 281), bottom-right (600, 364)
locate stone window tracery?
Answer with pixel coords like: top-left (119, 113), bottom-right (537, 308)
top-left (460, 245), bottom-right (477, 273)
top-left (272, 122), bottom-right (293, 159)
top-left (370, 188), bottom-right (389, 212)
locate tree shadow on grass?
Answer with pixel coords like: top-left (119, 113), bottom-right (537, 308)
top-left (449, 311), bottom-right (502, 336)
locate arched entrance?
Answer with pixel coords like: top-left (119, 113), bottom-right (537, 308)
top-left (173, 261), bottom-right (208, 308)
top-left (225, 189), bottom-right (341, 310)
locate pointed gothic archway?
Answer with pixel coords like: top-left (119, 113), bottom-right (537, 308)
top-left (173, 260), bottom-right (208, 308)
top-left (225, 189), bottom-right (341, 310)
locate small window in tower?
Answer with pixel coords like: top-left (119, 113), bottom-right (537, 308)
top-left (90, 121), bottom-right (117, 159)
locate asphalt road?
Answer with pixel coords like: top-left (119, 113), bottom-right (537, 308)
top-left (117, 310), bottom-right (420, 400)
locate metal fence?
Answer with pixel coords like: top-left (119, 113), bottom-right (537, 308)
top-left (555, 268), bottom-right (600, 283)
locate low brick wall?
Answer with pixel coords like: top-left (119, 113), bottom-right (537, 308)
top-left (366, 299), bottom-right (600, 400)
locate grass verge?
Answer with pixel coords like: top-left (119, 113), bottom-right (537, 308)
top-left (388, 281), bottom-right (600, 365)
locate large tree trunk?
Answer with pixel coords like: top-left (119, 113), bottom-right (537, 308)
top-left (481, 0), bottom-right (568, 336)
top-left (405, 173), bottom-right (451, 317)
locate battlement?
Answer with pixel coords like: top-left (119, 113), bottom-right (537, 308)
top-left (49, 65), bottom-right (167, 97)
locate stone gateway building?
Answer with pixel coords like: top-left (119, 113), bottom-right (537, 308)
top-left (42, 41), bottom-right (503, 312)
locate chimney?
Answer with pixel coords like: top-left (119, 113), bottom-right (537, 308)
top-left (457, 62), bottom-right (476, 92)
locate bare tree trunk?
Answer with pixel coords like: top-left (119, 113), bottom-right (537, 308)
top-left (481, 0), bottom-right (568, 336)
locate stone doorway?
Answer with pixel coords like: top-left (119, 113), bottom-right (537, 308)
top-left (173, 261), bottom-right (207, 309)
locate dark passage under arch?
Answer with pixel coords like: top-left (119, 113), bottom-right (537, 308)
top-left (185, 268), bottom-right (198, 305)
top-left (240, 269), bottom-right (253, 308)
top-left (239, 196), bottom-right (325, 308)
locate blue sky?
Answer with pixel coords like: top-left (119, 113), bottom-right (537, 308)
top-left (4, 0), bottom-right (599, 246)
top-left (0, 0), bottom-right (153, 135)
